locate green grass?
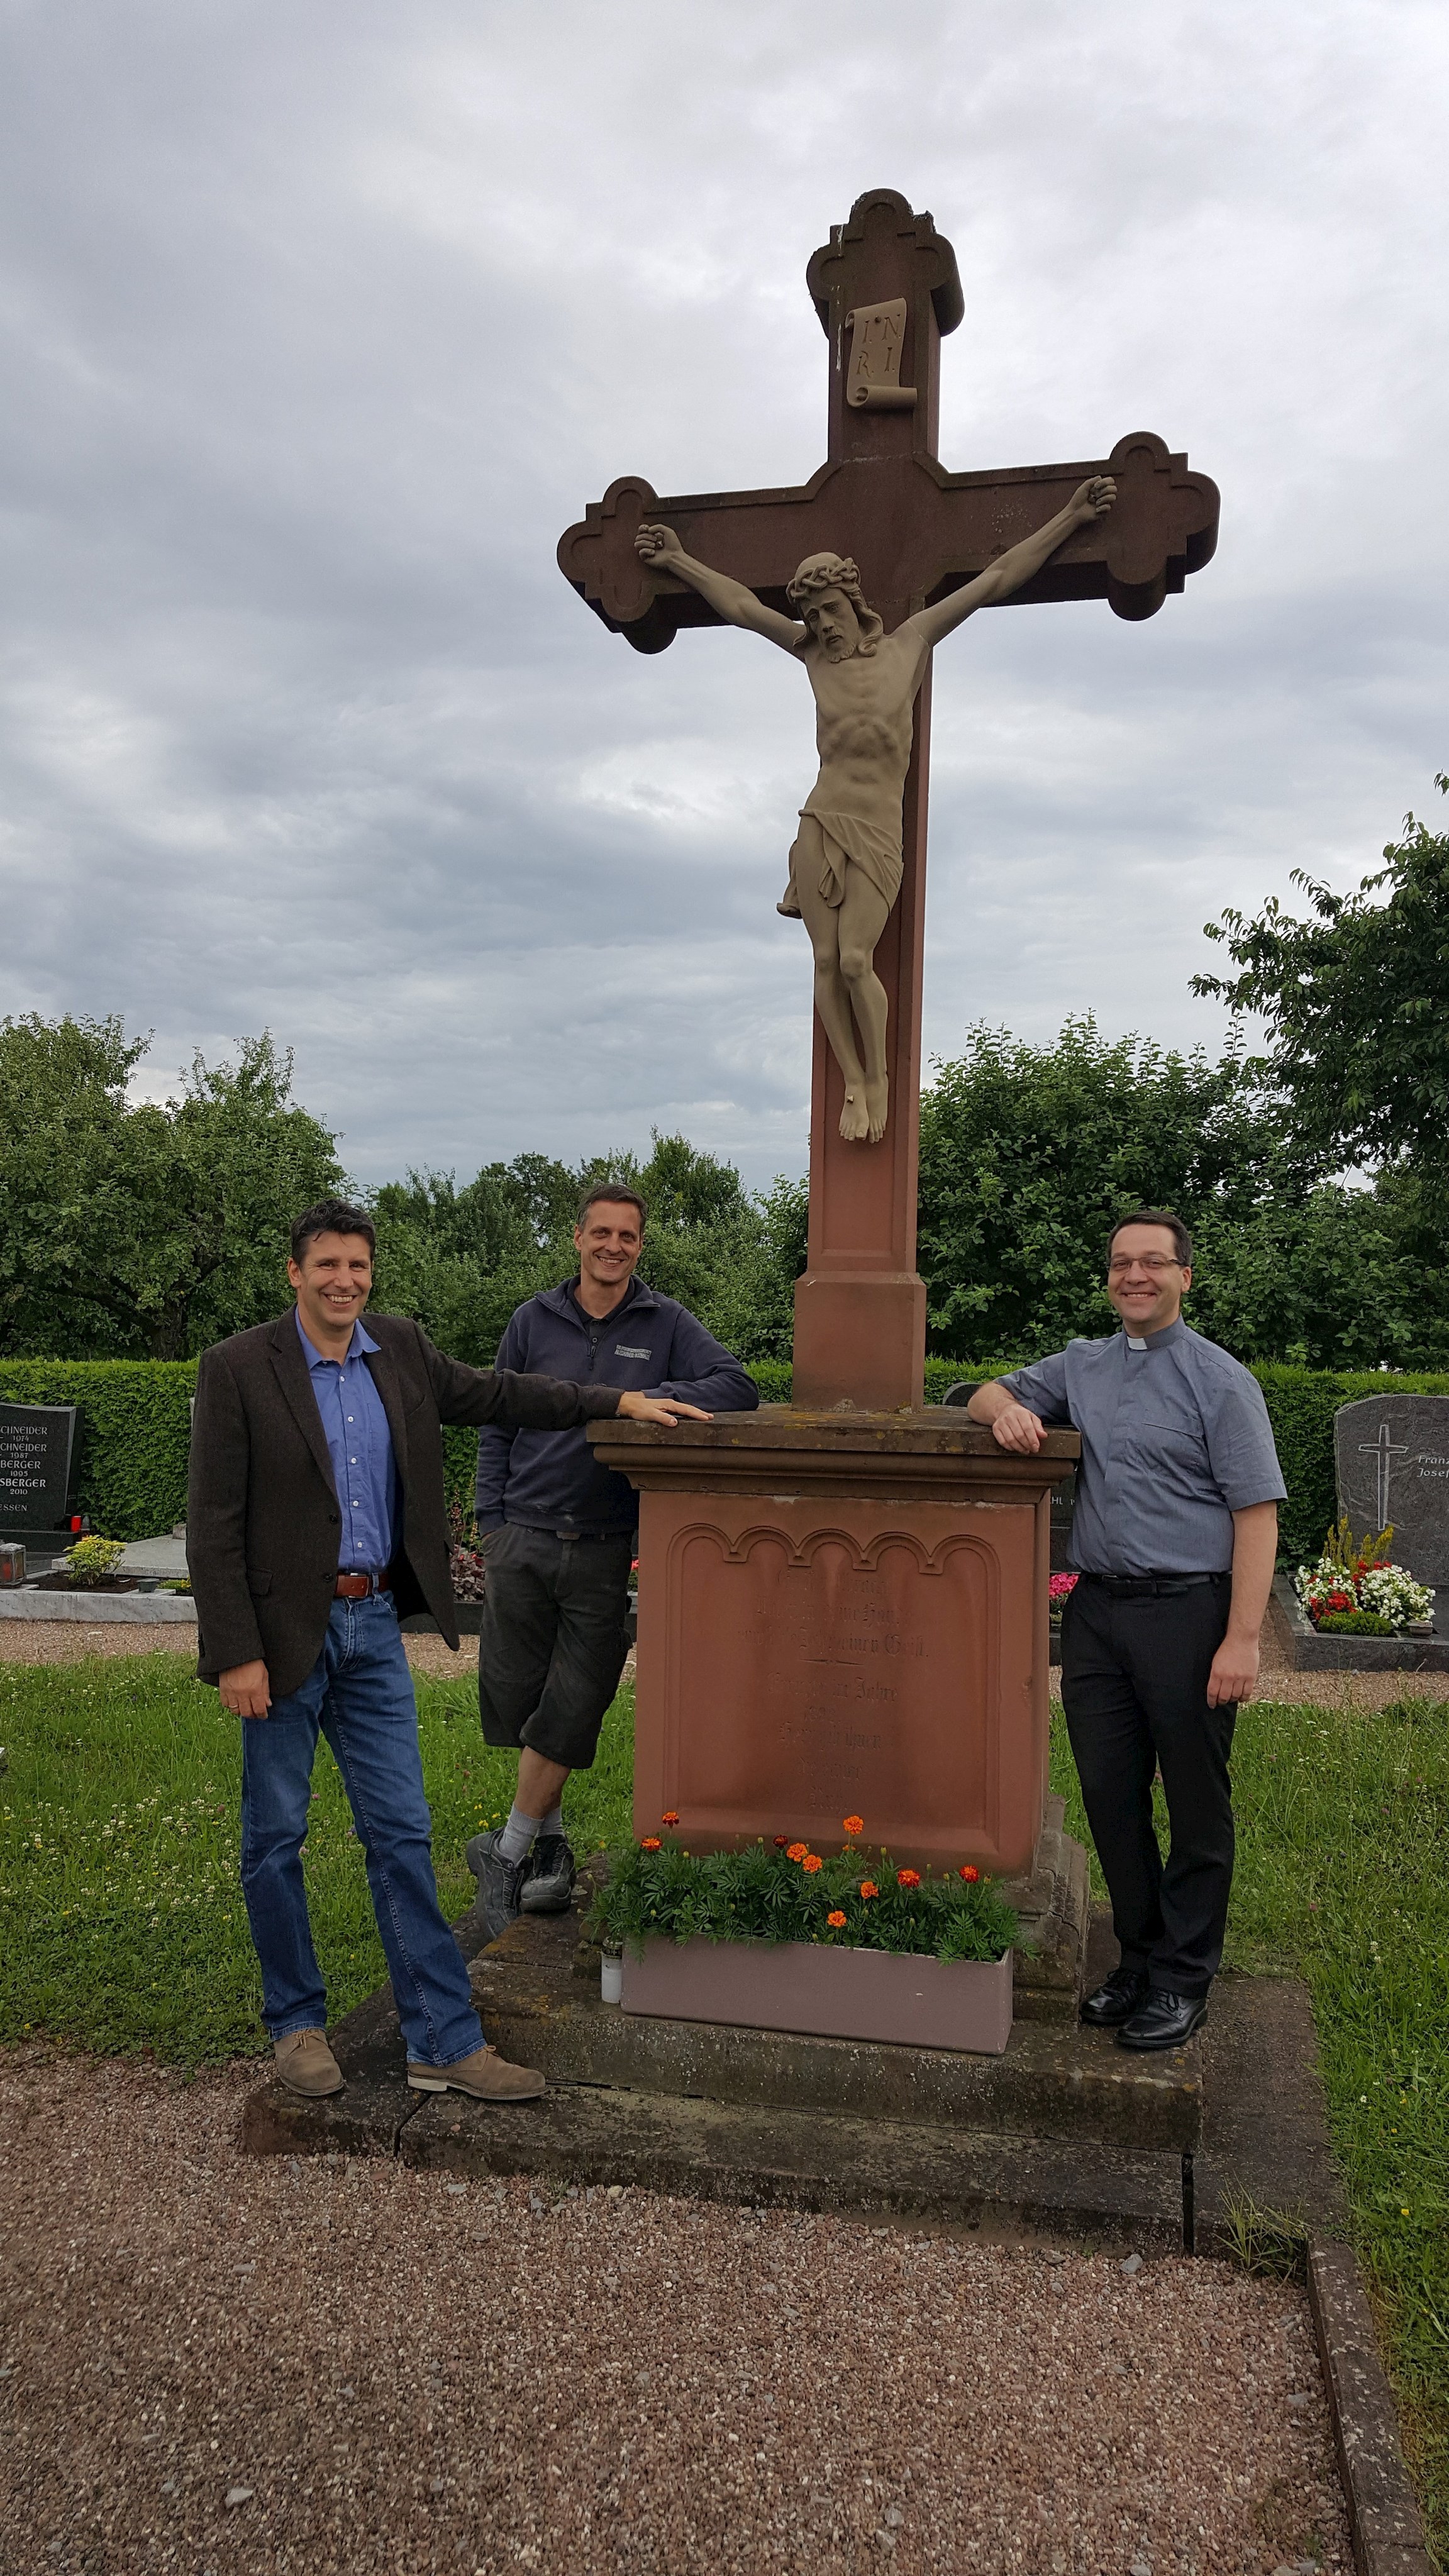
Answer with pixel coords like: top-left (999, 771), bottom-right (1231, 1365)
top-left (1, 1655), bottom-right (1445, 2555)
top-left (1050, 1694), bottom-right (1449, 2554)
top-left (0, 1653), bottom-right (633, 2066)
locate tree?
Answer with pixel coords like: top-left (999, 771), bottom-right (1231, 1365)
top-left (1192, 775), bottom-right (1449, 1179)
top-left (0, 1017), bottom-right (343, 1358)
top-left (916, 1018), bottom-right (1284, 1358)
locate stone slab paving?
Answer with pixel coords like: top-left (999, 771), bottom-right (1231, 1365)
top-left (0, 2046), bottom-right (1352, 2576)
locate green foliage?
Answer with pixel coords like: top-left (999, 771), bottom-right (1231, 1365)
top-left (586, 1834), bottom-right (1018, 1963)
top-left (57, 1536), bottom-right (125, 1587)
top-left (370, 1133), bottom-right (803, 1369)
top-left (0, 1017), bottom-right (342, 1361)
top-left (917, 1017), bottom-right (1279, 1360)
top-left (0, 1655), bottom-right (636, 2063)
top-left (916, 1016), bottom-right (1449, 1368)
top-left (1316, 1609), bottom-right (1395, 1636)
top-left (0, 1358), bottom-right (196, 1539)
top-left (1194, 774), bottom-right (1449, 1179)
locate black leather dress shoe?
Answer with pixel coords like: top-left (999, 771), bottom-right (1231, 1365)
top-left (1080, 1968), bottom-right (1149, 2028)
top-left (1116, 1989), bottom-right (1208, 2051)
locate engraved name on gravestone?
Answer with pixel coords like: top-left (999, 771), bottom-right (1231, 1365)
top-left (0, 1402), bottom-right (77, 1531)
top-left (1335, 1394), bottom-right (1449, 1589)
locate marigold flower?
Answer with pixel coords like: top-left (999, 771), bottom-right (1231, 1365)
top-left (841, 1815), bottom-right (865, 1836)
top-left (661, 1812), bottom-right (680, 1826)
top-left (640, 1836), bottom-right (662, 1853)
top-left (896, 1867), bottom-right (921, 1889)
top-left (802, 1853), bottom-right (823, 1874)
top-left (826, 1909), bottom-right (847, 1928)
top-left (773, 1835), bottom-right (789, 1848)
top-left (859, 1880), bottom-right (879, 1900)
top-left (786, 1841), bottom-right (809, 1862)
top-left (959, 1864), bottom-right (979, 1884)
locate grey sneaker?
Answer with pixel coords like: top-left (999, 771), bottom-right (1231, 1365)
top-left (519, 1832), bottom-right (577, 1915)
top-left (465, 1828), bottom-right (529, 1941)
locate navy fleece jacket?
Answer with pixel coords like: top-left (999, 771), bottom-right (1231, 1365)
top-left (473, 1275), bottom-right (758, 1536)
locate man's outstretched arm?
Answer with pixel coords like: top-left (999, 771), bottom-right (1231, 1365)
top-left (635, 523), bottom-right (802, 652)
top-left (908, 477), bottom-right (1116, 652)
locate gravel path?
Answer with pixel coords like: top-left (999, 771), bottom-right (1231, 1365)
top-left (1, 2050), bottom-right (1350, 2576)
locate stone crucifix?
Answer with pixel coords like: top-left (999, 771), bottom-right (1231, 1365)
top-left (559, 189), bottom-right (1219, 1409)
top-left (633, 484), bottom-right (1114, 1146)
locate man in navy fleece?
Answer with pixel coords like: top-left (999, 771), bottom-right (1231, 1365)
top-left (467, 1181), bottom-right (758, 1933)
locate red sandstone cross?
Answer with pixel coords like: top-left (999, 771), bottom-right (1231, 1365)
top-left (558, 188), bottom-right (1219, 1411)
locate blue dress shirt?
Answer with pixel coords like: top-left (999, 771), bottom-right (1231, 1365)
top-left (294, 1308), bottom-right (398, 1574)
top-left (1001, 1319), bottom-right (1286, 1577)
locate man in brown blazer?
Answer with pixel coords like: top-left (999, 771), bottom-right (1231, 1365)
top-left (188, 1196), bottom-right (706, 2103)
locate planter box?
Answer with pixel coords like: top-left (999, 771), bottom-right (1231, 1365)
top-left (619, 1935), bottom-right (1013, 2055)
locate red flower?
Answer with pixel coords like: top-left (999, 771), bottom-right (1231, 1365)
top-left (858, 1881), bottom-right (879, 1901)
top-left (959, 1864), bottom-right (979, 1884)
top-left (896, 1868), bottom-right (921, 1889)
top-left (661, 1811), bottom-right (680, 1827)
top-left (802, 1853), bottom-right (824, 1874)
top-left (826, 1909), bottom-right (847, 1928)
top-left (773, 1835), bottom-right (789, 1848)
top-left (640, 1836), bottom-right (662, 1853)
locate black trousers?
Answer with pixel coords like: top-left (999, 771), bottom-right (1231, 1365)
top-left (1060, 1572), bottom-right (1237, 1997)
top-left (477, 1524), bottom-right (635, 1772)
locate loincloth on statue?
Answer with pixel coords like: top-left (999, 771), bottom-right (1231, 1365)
top-left (777, 806), bottom-right (904, 918)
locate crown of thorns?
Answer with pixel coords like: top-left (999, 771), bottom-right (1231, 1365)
top-left (786, 553), bottom-right (867, 609)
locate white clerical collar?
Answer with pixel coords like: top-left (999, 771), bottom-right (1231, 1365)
top-left (1126, 1335), bottom-right (1147, 1350)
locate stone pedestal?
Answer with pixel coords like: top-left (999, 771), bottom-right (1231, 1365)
top-left (587, 1408), bottom-right (1080, 1880)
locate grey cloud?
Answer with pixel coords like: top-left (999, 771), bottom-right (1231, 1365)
top-left (1, 0), bottom-right (1446, 1188)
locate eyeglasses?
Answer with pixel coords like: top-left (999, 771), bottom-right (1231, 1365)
top-left (1108, 1255), bottom-right (1182, 1276)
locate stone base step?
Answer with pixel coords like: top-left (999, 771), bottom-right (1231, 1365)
top-left (402, 2081), bottom-right (1189, 2253)
top-left (470, 1901), bottom-right (1201, 2153)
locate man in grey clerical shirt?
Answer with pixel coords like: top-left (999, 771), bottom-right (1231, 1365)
top-left (967, 1210), bottom-right (1285, 2051)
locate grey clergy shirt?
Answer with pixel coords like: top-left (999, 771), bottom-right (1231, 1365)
top-left (1000, 1319), bottom-right (1286, 1577)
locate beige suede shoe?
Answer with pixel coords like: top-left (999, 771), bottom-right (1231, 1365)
top-left (272, 2028), bottom-right (344, 2097)
top-left (406, 2044), bottom-right (545, 2102)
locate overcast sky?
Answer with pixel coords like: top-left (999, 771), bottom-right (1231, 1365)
top-left (2, 1), bottom-right (1446, 1191)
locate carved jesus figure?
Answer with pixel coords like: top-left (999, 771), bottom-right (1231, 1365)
top-left (636, 475), bottom-right (1115, 1142)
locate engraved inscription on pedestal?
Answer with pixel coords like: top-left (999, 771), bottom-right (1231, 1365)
top-left (658, 1514), bottom-right (1012, 1866)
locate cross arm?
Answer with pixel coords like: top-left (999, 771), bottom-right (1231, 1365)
top-left (918, 433), bottom-right (1219, 626)
top-left (558, 432), bottom-right (1220, 653)
top-left (558, 467), bottom-right (847, 655)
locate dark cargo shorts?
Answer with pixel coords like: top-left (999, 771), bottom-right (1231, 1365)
top-left (477, 1523), bottom-right (635, 1771)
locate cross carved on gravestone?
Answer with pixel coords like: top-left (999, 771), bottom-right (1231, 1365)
top-left (1360, 1419), bottom-right (1409, 1530)
top-left (558, 188), bottom-right (1219, 1409)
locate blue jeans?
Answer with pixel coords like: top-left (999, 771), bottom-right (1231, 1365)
top-left (238, 1592), bottom-right (483, 2067)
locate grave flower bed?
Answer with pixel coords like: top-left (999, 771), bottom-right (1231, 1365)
top-left (1294, 1515), bottom-right (1432, 1635)
top-left (587, 1817), bottom-right (1019, 2053)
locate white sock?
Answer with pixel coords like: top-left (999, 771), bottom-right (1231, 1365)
top-left (499, 1804), bottom-right (540, 1865)
top-left (539, 1804), bottom-right (565, 1840)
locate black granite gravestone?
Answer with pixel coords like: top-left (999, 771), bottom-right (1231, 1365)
top-left (1335, 1392), bottom-right (1449, 1589)
top-left (0, 1401), bottom-right (77, 1537)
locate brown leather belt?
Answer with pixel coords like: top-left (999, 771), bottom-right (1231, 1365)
top-left (334, 1571), bottom-right (385, 1599)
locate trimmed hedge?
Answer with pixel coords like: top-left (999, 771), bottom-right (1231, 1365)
top-left (9, 1353), bottom-right (1446, 1565)
top-left (0, 1360), bottom-right (196, 1541)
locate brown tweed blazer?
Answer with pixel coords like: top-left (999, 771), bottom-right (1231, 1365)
top-left (187, 1309), bottom-right (622, 1697)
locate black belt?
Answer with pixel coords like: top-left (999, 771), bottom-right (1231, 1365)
top-left (1076, 1570), bottom-right (1227, 1598)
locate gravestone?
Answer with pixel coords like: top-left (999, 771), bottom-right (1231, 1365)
top-left (1335, 1394), bottom-right (1449, 1588)
top-left (0, 1401), bottom-right (77, 1535)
